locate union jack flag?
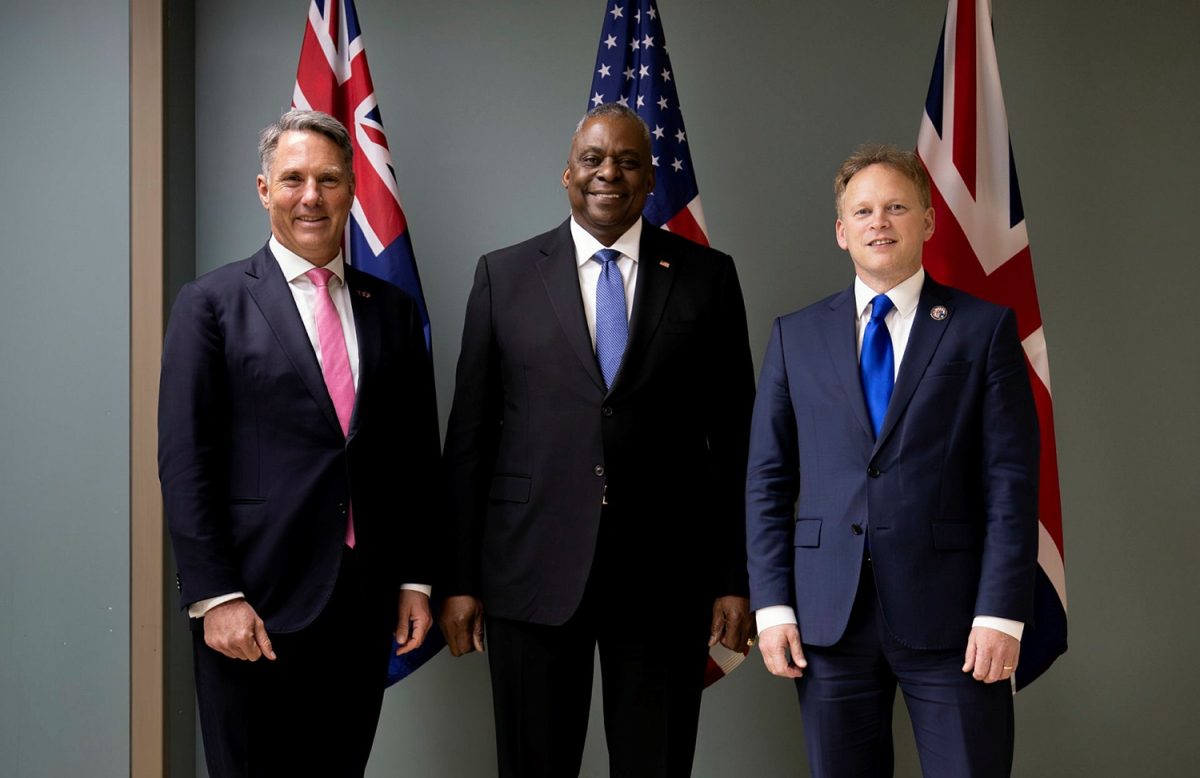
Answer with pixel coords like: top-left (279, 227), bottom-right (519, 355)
top-left (587, 2), bottom-right (745, 687)
top-left (291, 0), bottom-right (442, 684)
top-left (587, 1), bottom-right (710, 246)
top-left (293, 0), bottom-right (431, 349)
top-left (917, 0), bottom-right (1067, 690)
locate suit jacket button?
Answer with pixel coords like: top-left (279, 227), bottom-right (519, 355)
top-left (594, 464), bottom-right (605, 477)
top-left (851, 523), bottom-right (863, 535)
top-left (867, 466), bottom-right (881, 478)
top-left (602, 406), bottom-right (613, 417)
top-left (337, 502), bottom-right (348, 515)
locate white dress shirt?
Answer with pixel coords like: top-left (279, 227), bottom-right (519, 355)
top-left (570, 216), bottom-right (642, 344)
top-left (188, 238), bottom-right (429, 618)
top-left (756, 268), bottom-right (1022, 641)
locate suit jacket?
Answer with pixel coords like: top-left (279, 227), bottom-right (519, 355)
top-left (158, 244), bottom-right (440, 633)
top-left (745, 276), bottom-right (1039, 650)
top-left (443, 220), bottom-right (755, 625)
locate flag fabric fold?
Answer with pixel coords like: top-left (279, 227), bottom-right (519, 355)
top-left (292, 0), bottom-right (442, 685)
top-left (916, 0), bottom-right (1067, 690)
top-left (587, 1), bottom-right (746, 686)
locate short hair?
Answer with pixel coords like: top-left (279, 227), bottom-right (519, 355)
top-left (833, 143), bottom-right (931, 214)
top-left (257, 109), bottom-right (354, 183)
top-left (572, 102), bottom-right (652, 148)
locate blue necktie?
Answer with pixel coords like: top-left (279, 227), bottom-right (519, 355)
top-left (860, 294), bottom-right (895, 438)
top-left (593, 248), bottom-right (628, 390)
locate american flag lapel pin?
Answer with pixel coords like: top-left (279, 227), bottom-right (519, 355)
top-left (356, 289), bottom-right (372, 299)
top-left (929, 305), bottom-right (948, 321)
top-left (659, 260), bottom-right (671, 268)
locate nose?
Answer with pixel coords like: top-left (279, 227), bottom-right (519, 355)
top-left (597, 155), bottom-right (621, 180)
top-left (300, 178), bottom-right (323, 205)
top-left (870, 209), bottom-right (889, 229)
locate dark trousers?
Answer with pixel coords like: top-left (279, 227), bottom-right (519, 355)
top-left (796, 561), bottom-right (1014, 778)
top-left (192, 549), bottom-right (394, 778)
top-left (486, 510), bottom-right (714, 778)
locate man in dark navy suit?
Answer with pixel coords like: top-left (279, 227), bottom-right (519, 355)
top-left (439, 104), bottom-right (755, 777)
top-left (159, 110), bottom-right (440, 777)
top-left (746, 144), bottom-right (1039, 777)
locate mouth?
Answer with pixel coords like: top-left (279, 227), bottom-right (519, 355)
top-left (295, 215), bottom-right (329, 225)
top-left (588, 191), bottom-right (626, 202)
top-left (867, 238), bottom-right (895, 247)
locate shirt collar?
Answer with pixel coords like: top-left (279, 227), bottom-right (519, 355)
top-left (569, 216), bottom-right (643, 267)
top-left (854, 267), bottom-right (925, 319)
top-left (269, 235), bottom-right (346, 285)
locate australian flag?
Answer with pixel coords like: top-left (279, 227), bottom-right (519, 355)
top-left (293, 0), bottom-right (431, 350)
top-left (292, 0), bottom-right (442, 684)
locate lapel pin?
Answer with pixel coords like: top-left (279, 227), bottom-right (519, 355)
top-left (930, 305), bottom-right (948, 321)
top-left (355, 289), bottom-right (372, 299)
top-left (659, 260), bottom-right (671, 268)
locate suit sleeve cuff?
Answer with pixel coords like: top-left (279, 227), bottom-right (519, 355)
top-left (755, 605), bottom-right (798, 633)
top-left (972, 616), bottom-right (1024, 641)
top-left (187, 592), bottom-right (245, 619)
top-left (400, 583), bottom-right (432, 597)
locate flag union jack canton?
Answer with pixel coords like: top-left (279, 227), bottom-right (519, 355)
top-left (293, 0), bottom-right (431, 349)
top-left (292, 0), bottom-right (442, 685)
top-left (587, 2), bottom-right (745, 687)
top-left (587, 2), bottom-right (710, 246)
top-left (917, 0), bottom-right (1067, 690)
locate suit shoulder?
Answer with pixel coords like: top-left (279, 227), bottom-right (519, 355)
top-left (187, 253), bottom-right (260, 292)
top-left (777, 287), bottom-right (850, 327)
top-left (344, 263), bottom-right (418, 308)
top-left (481, 225), bottom-right (566, 266)
top-left (647, 223), bottom-right (733, 266)
top-left (928, 279), bottom-right (1012, 323)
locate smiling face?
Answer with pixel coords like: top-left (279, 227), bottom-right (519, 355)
top-left (257, 129), bottom-right (354, 266)
top-left (562, 115), bottom-right (655, 246)
top-left (835, 163), bottom-right (935, 292)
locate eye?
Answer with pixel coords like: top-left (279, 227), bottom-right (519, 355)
top-left (888, 204), bottom-right (908, 213)
top-left (854, 208), bottom-right (870, 217)
top-left (619, 158), bottom-right (641, 170)
top-left (580, 154), bottom-right (601, 166)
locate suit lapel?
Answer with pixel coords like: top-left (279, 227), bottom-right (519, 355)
top-left (344, 266), bottom-right (377, 439)
top-left (537, 221), bottom-right (607, 393)
top-left (243, 245), bottom-right (343, 438)
top-left (822, 286), bottom-right (875, 440)
top-left (874, 278), bottom-right (954, 452)
top-left (615, 224), bottom-right (676, 396)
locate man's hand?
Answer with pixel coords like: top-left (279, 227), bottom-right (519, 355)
top-left (203, 599), bottom-right (276, 661)
top-left (394, 589), bottom-right (433, 656)
top-left (962, 626), bottom-right (1020, 683)
top-left (439, 595), bottom-right (485, 657)
top-left (758, 623), bottom-right (806, 679)
top-left (709, 595), bottom-right (754, 652)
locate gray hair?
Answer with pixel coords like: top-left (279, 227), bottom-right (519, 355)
top-left (257, 109), bottom-right (354, 182)
top-left (573, 103), bottom-right (652, 147)
top-left (833, 143), bottom-right (931, 215)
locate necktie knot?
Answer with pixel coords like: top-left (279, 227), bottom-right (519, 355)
top-left (869, 293), bottom-right (894, 323)
top-left (306, 267), bottom-right (334, 288)
top-left (593, 248), bottom-right (621, 267)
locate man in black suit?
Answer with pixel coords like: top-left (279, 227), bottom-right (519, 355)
top-left (158, 110), bottom-right (440, 777)
top-left (439, 104), bottom-right (755, 777)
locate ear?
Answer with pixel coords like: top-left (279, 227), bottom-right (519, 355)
top-left (922, 206), bottom-right (935, 241)
top-left (561, 165), bottom-right (571, 189)
top-left (257, 174), bottom-right (270, 209)
top-left (835, 218), bottom-right (849, 250)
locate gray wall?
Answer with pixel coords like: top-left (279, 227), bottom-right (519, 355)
top-left (0, 1), bottom-right (131, 776)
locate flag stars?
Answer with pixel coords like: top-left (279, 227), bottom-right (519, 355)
top-left (634, 10), bottom-right (641, 23)
top-left (604, 34), bottom-right (618, 49)
top-left (658, 96), bottom-right (669, 110)
top-left (647, 6), bottom-right (657, 19)
top-left (598, 64), bottom-right (611, 78)
top-left (636, 95), bottom-right (645, 108)
top-left (629, 39), bottom-right (640, 51)
top-left (652, 124), bottom-right (665, 139)
top-left (610, 4), bottom-right (623, 20)
top-left (639, 64), bottom-right (650, 78)
top-left (624, 66), bottom-right (635, 80)
top-left (675, 129), bottom-right (686, 143)
top-left (652, 155), bottom-right (660, 167)
top-left (661, 68), bottom-right (672, 82)
top-left (642, 35), bottom-right (655, 48)
top-left (617, 96), bottom-right (629, 107)
top-left (591, 92), bottom-right (605, 107)
top-left (671, 158), bottom-right (683, 172)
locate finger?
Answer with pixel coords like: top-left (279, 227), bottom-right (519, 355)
top-left (395, 616), bottom-right (412, 648)
top-left (398, 618), bottom-right (427, 655)
top-left (962, 633), bottom-right (978, 673)
top-left (255, 620), bottom-right (276, 661)
top-left (709, 614), bottom-right (726, 648)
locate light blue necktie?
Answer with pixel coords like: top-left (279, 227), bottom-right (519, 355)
top-left (593, 248), bottom-right (628, 390)
top-left (860, 294), bottom-right (895, 438)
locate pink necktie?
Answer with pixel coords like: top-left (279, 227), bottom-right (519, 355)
top-left (306, 267), bottom-right (356, 548)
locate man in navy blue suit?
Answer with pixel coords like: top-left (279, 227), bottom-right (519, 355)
top-left (159, 110), bottom-right (440, 776)
top-left (745, 144), bottom-right (1039, 777)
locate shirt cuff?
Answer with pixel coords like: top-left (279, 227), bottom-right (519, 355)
top-left (400, 583), bottom-right (432, 597)
top-left (187, 592), bottom-right (245, 619)
top-left (972, 616), bottom-right (1024, 641)
top-left (755, 605), bottom-right (798, 633)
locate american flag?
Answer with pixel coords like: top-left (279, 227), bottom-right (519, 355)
top-left (587, 1), bottom-right (710, 246)
top-left (917, 0), bottom-right (1067, 690)
top-left (293, 0), bottom-right (431, 349)
top-left (291, 0), bottom-right (442, 684)
top-left (587, 2), bottom-right (745, 687)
